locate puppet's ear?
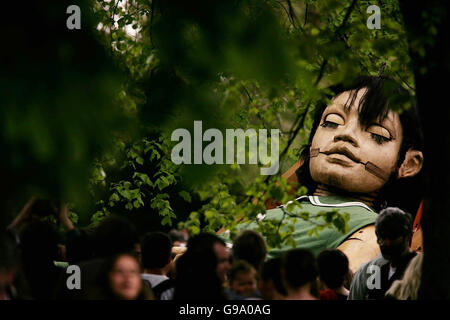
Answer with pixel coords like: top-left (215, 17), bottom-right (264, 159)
top-left (398, 149), bottom-right (424, 178)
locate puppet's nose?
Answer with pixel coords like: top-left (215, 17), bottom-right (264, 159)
top-left (333, 132), bottom-right (359, 147)
top-left (332, 120), bottom-right (360, 147)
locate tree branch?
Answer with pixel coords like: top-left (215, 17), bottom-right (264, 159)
top-left (275, 0), bottom-right (305, 33)
top-left (336, 0), bottom-right (357, 34)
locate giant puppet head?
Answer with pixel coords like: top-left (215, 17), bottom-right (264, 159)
top-left (297, 76), bottom-right (425, 212)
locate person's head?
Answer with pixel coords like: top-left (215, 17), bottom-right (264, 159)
top-left (141, 232), bottom-right (173, 272)
top-left (229, 260), bottom-right (258, 297)
top-left (317, 249), bottom-right (349, 290)
top-left (169, 229), bottom-right (188, 247)
top-left (186, 233), bottom-right (231, 282)
top-left (174, 233), bottom-right (228, 300)
top-left (259, 257), bottom-right (287, 299)
top-left (232, 230), bottom-right (267, 271)
top-left (375, 207), bottom-right (413, 262)
top-left (297, 76), bottom-right (424, 211)
top-left (282, 249), bottom-right (318, 294)
top-left (92, 214), bottom-right (139, 258)
top-left (30, 198), bottom-right (58, 218)
top-left (107, 253), bottom-right (144, 300)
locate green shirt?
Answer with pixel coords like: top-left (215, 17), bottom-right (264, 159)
top-left (233, 195), bottom-right (378, 257)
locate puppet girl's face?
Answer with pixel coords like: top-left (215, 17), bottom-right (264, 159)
top-left (309, 89), bottom-right (403, 194)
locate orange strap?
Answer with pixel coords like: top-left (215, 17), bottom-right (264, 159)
top-left (413, 200), bottom-right (423, 233)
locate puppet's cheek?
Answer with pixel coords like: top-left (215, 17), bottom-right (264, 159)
top-left (309, 156), bottom-right (386, 193)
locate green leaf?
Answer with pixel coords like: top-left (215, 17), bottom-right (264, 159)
top-left (190, 226), bottom-right (200, 235)
top-left (125, 202), bottom-right (133, 210)
top-left (136, 156), bottom-right (144, 165)
top-left (161, 216), bottom-right (172, 226)
top-left (109, 193), bottom-right (120, 202)
top-left (179, 190), bottom-right (192, 203)
top-left (133, 200), bottom-right (142, 208)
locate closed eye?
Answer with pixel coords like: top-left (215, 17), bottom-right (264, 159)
top-left (370, 133), bottom-right (391, 144)
top-left (367, 124), bottom-right (392, 144)
top-left (321, 121), bottom-right (339, 129)
top-left (320, 113), bottom-right (344, 129)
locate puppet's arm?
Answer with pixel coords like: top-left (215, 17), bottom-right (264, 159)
top-left (337, 225), bottom-right (380, 274)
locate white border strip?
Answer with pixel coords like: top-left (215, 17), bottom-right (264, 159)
top-left (309, 195), bottom-right (374, 212)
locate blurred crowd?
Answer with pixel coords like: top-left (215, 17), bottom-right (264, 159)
top-left (0, 197), bottom-right (422, 300)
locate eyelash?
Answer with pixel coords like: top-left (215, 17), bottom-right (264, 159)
top-left (370, 133), bottom-right (391, 144)
top-left (320, 121), bottom-right (339, 129)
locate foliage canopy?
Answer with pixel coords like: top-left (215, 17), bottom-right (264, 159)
top-left (3, 0), bottom-right (415, 249)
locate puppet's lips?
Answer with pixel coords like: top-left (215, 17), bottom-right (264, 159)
top-left (323, 147), bottom-right (361, 164)
top-left (325, 154), bottom-right (356, 166)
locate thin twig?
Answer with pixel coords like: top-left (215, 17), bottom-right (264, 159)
top-left (275, 0), bottom-right (305, 33)
top-left (395, 71), bottom-right (415, 91)
top-left (150, 0), bottom-right (156, 49)
top-left (337, 0), bottom-right (358, 34)
top-left (368, 52), bottom-right (415, 90)
top-left (241, 85), bottom-right (253, 103)
top-left (281, 104), bottom-right (310, 160)
top-left (286, 0), bottom-right (298, 28)
top-left (276, 0), bottom-right (295, 27)
top-left (264, 102), bottom-right (310, 183)
top-left (304, 2), bottom-right (308, 27)
top-left (314, 59), bottom-right (328, 86)
top-left (110, 0), bottom-right (121, 55)
top-left (314, 0), bottom-right (358, 84)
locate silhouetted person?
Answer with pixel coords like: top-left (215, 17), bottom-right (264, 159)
top-left (259, 257), bottom-right (287, 300)
top-left (348, 207), bottom-right (417, 300)
top-left (20, 220), bottom-right (62, 299)
top-left (141, 232), bottom-right (175, 300)
top-left (282, 249), bottom-right (318, 300)
top-left (174, 233), bottom-right (229, 300)
top-left (317, 249), bottom-right (350, 300)
top-left (232, 230), bottom-right (267, 271)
